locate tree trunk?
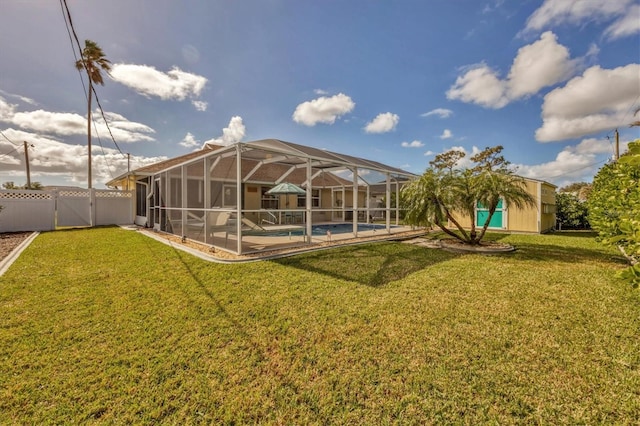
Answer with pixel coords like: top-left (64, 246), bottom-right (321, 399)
top-left (442, 210), bottom-right (471, 243)
top-left (476, 204), bottom-right (498, 243)
top-left (435, 218), bottom-right (467, 242)
top-left (87, 82), bottom-right (93, 189)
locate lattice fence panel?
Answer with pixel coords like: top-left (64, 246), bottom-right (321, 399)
top-left (0, 190), bottom-right (55, 232)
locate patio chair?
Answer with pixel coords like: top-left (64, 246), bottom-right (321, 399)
top-left (207, 211), bottom-right (232, 244)
top-left (241, 216), bottom-right (266, 231)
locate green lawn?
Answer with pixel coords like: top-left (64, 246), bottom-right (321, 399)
top-left (1, 228), bottom-right (638, 424)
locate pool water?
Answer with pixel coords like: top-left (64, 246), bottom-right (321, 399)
top-left (267, 223), bottom-right (394, 237)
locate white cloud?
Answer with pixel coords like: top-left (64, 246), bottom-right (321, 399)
top-left (192, 100), bottom-right (208, 112)
top-left (515, 137), bottom-right (614, 185)
top-left (0, 97), bottom-right (16, 120)
top-left (292, 93), bottom-right (355, 126)
top-left (604, 4), bottom-right (640, 40)
top-left (522, 0), bottom-right (633, 35)
top-left (536, 64), bottom-right (640, 142)
top-left (424, 150), bottom-right (435, 156)
top-left (364, 112), bottom-right (399, 133)
top-left (447, 64), bottom-right (509, 108)
top-left (10, 109), bottom-right (86, 135)
top-left (314, 89), bottom-right (329, 95)
top-left (506, 32), bottom-right (577, 99)
top-left (110, 64), bottom-right (207, 101)
top-left (203, 116), bottom-right (246, 147)
top-left (447, 32), bottom-right (577, 108)
top-left (0, 90), bottom-right (36, 106)
top-left (440, 129), bottom-right (453, 139)
top-left (179, 132), bottom-right (199, 148)
top-left (421, 108), bottom-right (453, 118)
top-left (0, 128), bottom-right (165, 187)
top-left (0, 101), bottom-right (155, 143)
top-left (401, 140), bottom-right (424, 148)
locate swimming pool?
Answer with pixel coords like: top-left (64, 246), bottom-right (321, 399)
top-left (260, 223), bottom-right (394, 237)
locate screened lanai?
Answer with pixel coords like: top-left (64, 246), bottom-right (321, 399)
top-left (110, 139), bottom-right (417, 255)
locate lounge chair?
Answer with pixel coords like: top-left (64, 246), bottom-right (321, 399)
top-left (207, 211), bottom-right (232, 243)
top-left (241, 217), bottom-right (266, 231)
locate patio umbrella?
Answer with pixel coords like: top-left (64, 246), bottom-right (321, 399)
top-left (266, 182), bottom-right (306, 207)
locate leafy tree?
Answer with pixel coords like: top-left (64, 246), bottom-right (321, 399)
top-left (588, 140), bottom-right (640, 287)
top-left (555, 192), bottom-right (589, 229)
top-left (2, 181), bottom-right (43, 190)
top-left (75, 40), bottom-right (111, 189)
top-left (559, 182), bottom-right (592, 201)
top-left (402, 146), bottom-right (535, 245)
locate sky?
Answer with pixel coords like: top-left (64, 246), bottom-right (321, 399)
top-left (1, 0), bottom-right (639, 189)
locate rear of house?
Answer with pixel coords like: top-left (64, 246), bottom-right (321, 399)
top-left (450, 177), bottom-right (557, 234)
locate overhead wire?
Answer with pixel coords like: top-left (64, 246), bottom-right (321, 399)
top-left (0, 130), bottom-right (20, 146)
top-left (0, 146), bottom-right (21, 161)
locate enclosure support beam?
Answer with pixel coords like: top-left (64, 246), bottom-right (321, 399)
top-left (306, 159), bottom-right (312, 243)
top-left (204, 158), bottom-right (211, 244)
top-left (352, 167), bottom-right (358, 236)
top-left (395, 180), bottom-right (400, 226)
top-left (236, 144), bottom-right (243, 255)
top-left (386, 173), bottom-right (391, 232)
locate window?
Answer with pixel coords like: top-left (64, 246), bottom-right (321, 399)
top-left (223, 184), bottom-right (237, 207)
top-left (135, 182), bottom-right (146, 216)
top-left (261, 186), bottom-right (278, 209)
top-left (297, 189), bottom-right (320, 208)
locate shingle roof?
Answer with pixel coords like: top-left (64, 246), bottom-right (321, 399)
top-left (107, 139), bottom-right (415, 188)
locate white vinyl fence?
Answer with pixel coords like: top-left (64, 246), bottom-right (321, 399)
top-left (0, 189), bottom-right (134, 233)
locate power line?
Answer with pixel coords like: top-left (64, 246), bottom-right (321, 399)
top-left (0, 130), bottom-right (20, 146)
top-left (540, 158), bottom-right (608, 181)
top-left (0, 146), bottom-right (20, 161)
top-left (59, 0), bottom-right (126, 162)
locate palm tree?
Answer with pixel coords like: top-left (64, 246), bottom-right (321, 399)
top-left (473, 170), bottom-right (535, 243)
top-left (75, 40), bottom-right (111, 189)
top-left (403, 146), bottom-right (535, 245)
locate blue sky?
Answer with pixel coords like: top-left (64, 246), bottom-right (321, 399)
top-left (1, 0), bottom-right (639, 188)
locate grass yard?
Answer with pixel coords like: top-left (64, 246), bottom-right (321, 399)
top-left (1, 228), bottom-right (639, 424)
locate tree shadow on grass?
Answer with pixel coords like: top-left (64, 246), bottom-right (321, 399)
top-left (274, 242), bottom-right (461, 287)
top-left (506, 242), bottom-right (627, 265)
top-left (427, 230), bottom-right (620, 265)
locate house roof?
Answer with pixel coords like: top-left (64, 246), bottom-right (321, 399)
top-left (107, 139), bottom-right (416, 188)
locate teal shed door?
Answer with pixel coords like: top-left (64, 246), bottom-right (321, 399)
top-left (477, 199), bottom-right (504, 228)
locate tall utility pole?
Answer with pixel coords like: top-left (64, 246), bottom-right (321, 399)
top-left (23, 141), bottom-right (31, 189)
top-left (615, 129), bottom-right (620, 160)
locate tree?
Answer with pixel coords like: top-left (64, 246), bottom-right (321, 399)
top-left (559, 182), bottom-right (592, 201)
top-left (402, 146), bottom-right (535, 245)
top-left (588, 140), bottom-right (640, 287)
top-left (2, 181), bottom-right (43, 190)
top-left (75, 40), bottom-right (111, 189)
top-left (555, 192), bottom-right (589, 229)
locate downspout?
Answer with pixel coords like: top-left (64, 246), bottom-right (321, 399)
top-left (537, 181), bottom-right (542, 233)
